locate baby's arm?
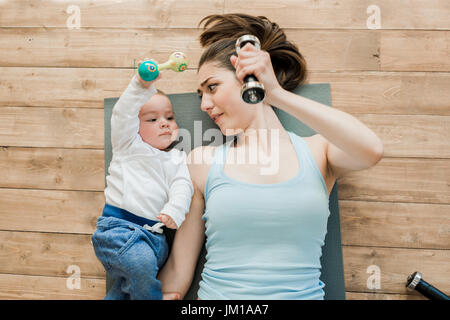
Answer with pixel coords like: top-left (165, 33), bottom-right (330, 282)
top-left (110, 61), bottom-right (158, 153)
top-left (159, 152), bottom-right (194, 229)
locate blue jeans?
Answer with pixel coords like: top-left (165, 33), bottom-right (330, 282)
top-left (91, 205), bottom-right (169, 300)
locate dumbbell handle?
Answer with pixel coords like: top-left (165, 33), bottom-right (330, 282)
top-left (407, 272), bottom-right (449, 300)
top-left (235, 35), bottom-right (265, 104)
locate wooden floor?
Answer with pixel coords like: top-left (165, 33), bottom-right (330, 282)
top-left (0, 0), bottom-right (449, 300)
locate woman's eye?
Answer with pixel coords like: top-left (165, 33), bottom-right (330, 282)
top-left (197, 83), bottom-right (217, 98)
top-left (168, 117), bottom-right (174, 120)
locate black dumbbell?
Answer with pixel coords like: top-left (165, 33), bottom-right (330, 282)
top-left (406, 271), bottom-right (449, 300)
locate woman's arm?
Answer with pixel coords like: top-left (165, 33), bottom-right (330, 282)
top-left (268, 88), bottom-right (384, 178)
top-left (157, 147), bottom-right (206, 298)
top-left (232, 44), bottom-right (383, 179)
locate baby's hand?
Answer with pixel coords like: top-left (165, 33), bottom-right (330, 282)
top-left (157, 213), bottom-right (177, 229)
top-left (136, 58), bottom-right (162, 89)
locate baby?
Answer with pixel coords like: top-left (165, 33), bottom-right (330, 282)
top-left (91, 60), bottom-right (193, 300)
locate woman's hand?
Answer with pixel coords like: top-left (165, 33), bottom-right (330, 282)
top-left (230, 43), bottom-right (283, 104)
top-left (136, 58), bottom-right (162, 89)
top-left (162, 292), bottom-right (181, 300)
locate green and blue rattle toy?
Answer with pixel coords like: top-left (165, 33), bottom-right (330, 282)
top-left (138, 52), bottom-right (188, 81)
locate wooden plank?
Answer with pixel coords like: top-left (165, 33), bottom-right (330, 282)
top-left (339, 157), bottom-right (450, 204)
top-left (284, 29), bottom-right (381, 72)
top-left (346, 291), bottom-right (424, 300)
top-left (2, 69), bottom-right (450, 155)
top-left (0, 0), bottom-right (224, 28)
top-left (1, 146), bottom-right (449, 204)
top-left (0, 188), bottom-right (104, 234)
top-left (340, 200), bottom-right (450, 250)
top-left (309, 71), bottom-right (450, 116)
top-left (0, 231), bottom-right (105, 278)
top-left (2, 105), bottom-right (450, 160)
top-left (225, 0), bottom-right (450, 30)
top-left (1, 230), bottom-right (448, 297)
top-left (1, 28), bottom-right (448, 71)
top-left (0, 107), bottom-right (104, 148)
top-left (342, 246), bottom-right (450, 294)
top-left (0, 273), bottom-right (104, 300)
top-left (0, 67), bottom-right (198, 109)
top-left (0, 147), bottom-right (104, 191)
top-left (2, 110), bottom-right (448, 157)
top-left (2, 67), bottom-right (450, 117)
top-left (2, 187), bottom-right (448, 251)
top-left (2, 1), bottom-right (448, 30)
top-left (381, 31), bottom-right (450, 72)
top-left (0, 28), bottom-right (400, 71)
top-left (356, 114), bottom-right (450, 158)
top-left (0, 28), bottom-right (203, 68)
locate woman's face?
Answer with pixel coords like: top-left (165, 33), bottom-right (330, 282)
top-left (197, 62), bottom-right (256, 135)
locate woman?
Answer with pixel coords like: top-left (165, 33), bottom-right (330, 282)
top-left (158, 13), bottom-right (383, 300)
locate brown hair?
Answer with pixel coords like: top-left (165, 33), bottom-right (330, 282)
top-left (197, 13), bottom-right (308, 91)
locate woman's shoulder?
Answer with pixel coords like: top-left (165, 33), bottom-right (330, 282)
top-left (187, 144), bottom-right (219, 166)
top-left (186, 144), bottom-right (221, 194)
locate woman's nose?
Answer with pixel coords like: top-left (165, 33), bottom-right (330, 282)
top-left (200, 95), bottom-right (213, 112)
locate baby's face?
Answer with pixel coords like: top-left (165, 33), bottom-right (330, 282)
top-left (138, 94), bottom-right (178, 150)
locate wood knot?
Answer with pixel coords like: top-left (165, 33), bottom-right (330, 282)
top-left (81, 79), bottom-right (96, 90)
top-left (63, 109), bottom-right (75, 118)
top-left (55, 174), bottom-right (63, 184)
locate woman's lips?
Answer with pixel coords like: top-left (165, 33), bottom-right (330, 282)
top-left (214, 113), bottom-right (223, 123)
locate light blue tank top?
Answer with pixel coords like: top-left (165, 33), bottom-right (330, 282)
top-left (198, 131), bottom-right (330, 300)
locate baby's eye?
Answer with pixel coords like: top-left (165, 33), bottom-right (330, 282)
top-left (168, 117), bottom-right (174, 120)
top-left (147, 118), bottom-right (157, 122)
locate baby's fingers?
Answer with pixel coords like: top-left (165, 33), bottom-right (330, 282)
top-left (137, 57), bottom-right (150, 68)
top-left (158, 214), bottom-right (177, 229)
top-left (137, 58), bottom-right (160, 70)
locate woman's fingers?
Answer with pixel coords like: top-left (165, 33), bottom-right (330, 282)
top-left (236, 62), bottom-right (263, 83)
top-left (232, 48), bottom-right (265, 82)
top-left (163, 292), bottom-right (181, 300)
top-left (233, 47), bottom-right (279, 93)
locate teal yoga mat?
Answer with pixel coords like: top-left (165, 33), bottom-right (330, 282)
top-left (103, 83), bottom-right (345, 300)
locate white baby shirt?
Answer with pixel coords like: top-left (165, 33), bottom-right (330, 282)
top-left (104, 75), bottom-right (194, 228)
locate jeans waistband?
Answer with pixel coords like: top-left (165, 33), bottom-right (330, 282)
top-left (102, 204), bottom-right (160, 228)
